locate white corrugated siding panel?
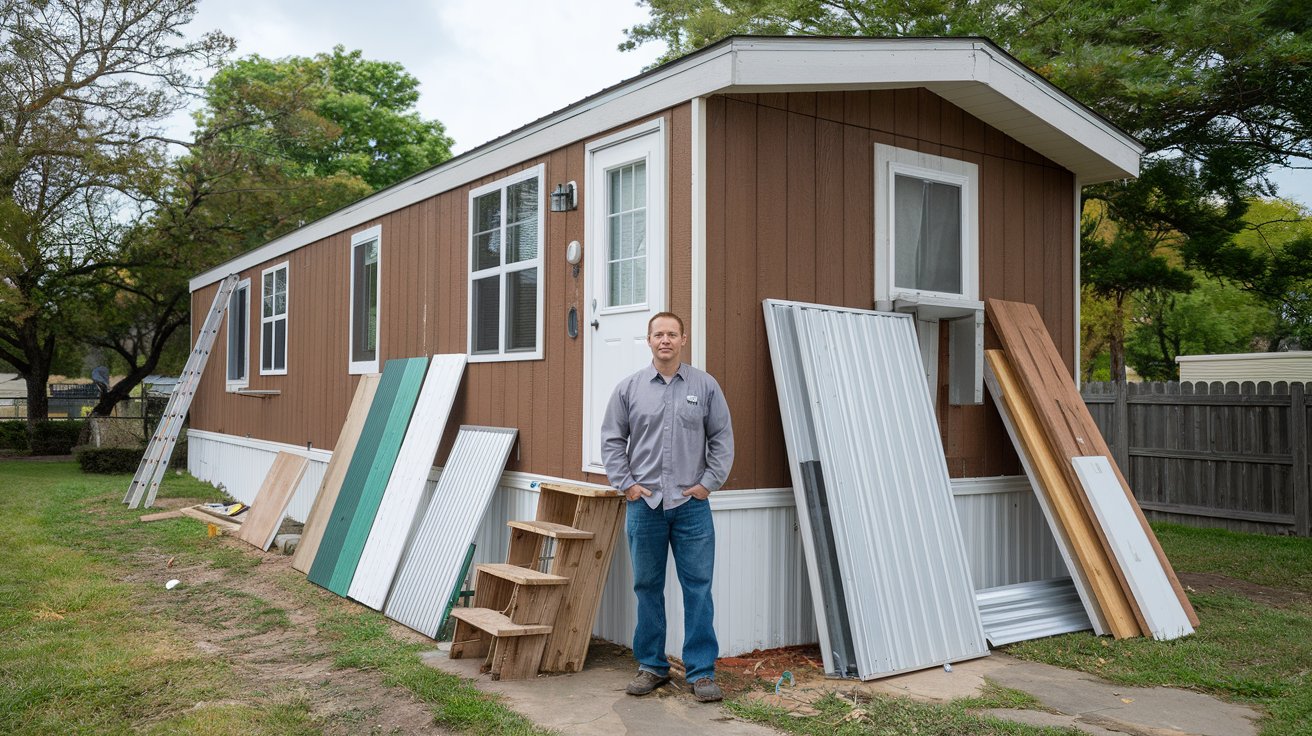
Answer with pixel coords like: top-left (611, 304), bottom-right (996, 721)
top-left (976, 578), bottom-right (1090, 646)
top-left (384, 426), bottom-right (518, 638)
top-left (349, 355), bottom-right (466, 610)
top-left (593, 490), bottom-right (819, 657)
top-left (765, 300), bottom-right (988, 680)
top-left (952, 478), bottom-right (1068, 589)
top-left (187, 429), bottom-right (326, 523)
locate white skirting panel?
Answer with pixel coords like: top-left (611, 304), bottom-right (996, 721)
top-left (951, 476), bottom-right (1068, 590)
top-left (187, 430), bottom-right (329, 524)
top-left (187, 431), bottom-right (1059, 656)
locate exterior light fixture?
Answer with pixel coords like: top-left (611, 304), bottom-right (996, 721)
top-left (550, 181), bottom-right (577, 212)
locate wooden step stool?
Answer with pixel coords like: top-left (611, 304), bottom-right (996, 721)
top-left (509, 482), bottom-right (625, 674)
top-left (448, 563), bottom-right (568, 680)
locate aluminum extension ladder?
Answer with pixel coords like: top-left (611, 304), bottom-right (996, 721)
top-left (124, 273), bottom-right (238, 509)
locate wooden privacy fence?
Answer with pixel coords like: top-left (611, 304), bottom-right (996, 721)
top-left (1082, 380), bottom-right (1310, 537)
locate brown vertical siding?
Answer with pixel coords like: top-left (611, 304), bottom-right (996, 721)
top-left (705, 90), bottom-right (1077, 488)
top-left (191, 105), bottom-right (693, 486)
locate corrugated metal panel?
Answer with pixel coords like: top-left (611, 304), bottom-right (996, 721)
top-left (593, 495), bottom-right (818, 656)
top-left (349, 355), bottom-right (466, 610)
top-left (952, 477), bottom-right (1068, 589)
top-left (763, 299), bottom-right (988, 680)
top-left (384, 426), bottom-right (518, 638)
top-left (976, 578), bottom-right (1090, 646)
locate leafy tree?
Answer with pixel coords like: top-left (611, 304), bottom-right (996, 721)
top-left (1224, 198), bottom-right (1312, 350)
top-left (0, 0), bottom-right (232, 425)
top-left (82, 46), bottom-right (455, 417)
top-left (1125, 276), bottom-right (1274, 380)
top-left (623, 0), bottom-right (1312, 380)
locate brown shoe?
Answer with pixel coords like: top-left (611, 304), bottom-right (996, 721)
top-left (625, 670), bottom-right (670, 696)
top-left (692, 678), bottom-right (723, 702)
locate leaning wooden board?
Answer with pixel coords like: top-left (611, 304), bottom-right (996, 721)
top-left (236, 452), bottom-right (310, 551)
top-left (291, 373), bottom-right (381, 573)
top-left (986, 299), bottom-right (1198, 630)
top-left (985, 350), bottom-right (1132, 638)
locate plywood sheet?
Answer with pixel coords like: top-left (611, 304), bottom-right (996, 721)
top-left (349, 354), bottom-right (466, 610)
top-left (292, 374), bottom-right (380, 573)
top-left (1072, 456), bottom-right (1194, 641)
top-left (385, 426), bottom-right (518, 638)
top-left (986, 299), bottom-right (1197, 631)
top-left (236, 452), bottom-right (309, 550)
top-left (308, 358), bottom-right (421, 592)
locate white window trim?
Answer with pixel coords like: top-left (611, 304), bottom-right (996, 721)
top-left (226, 278), bottom-right (251, 392)
top-left (466, 163), bottom-right (546, 363)
top-left (348, 225), bottom-right (382, 375)
top-left (259, 262), bottom-right (289, 376)
top-left (874, 144), bottom-right (980, 309)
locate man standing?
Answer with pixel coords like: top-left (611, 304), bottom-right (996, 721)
top-left (601, 312), bottom-right (734, 703)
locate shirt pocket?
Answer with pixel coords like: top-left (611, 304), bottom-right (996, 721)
top-left (677, 400), bottom-right (708, 428)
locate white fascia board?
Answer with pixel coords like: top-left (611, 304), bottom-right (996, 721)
top-left (727, 39), bottom-right (1141, 183)
top-left (192, 36), bottom-right (1139, 293)
top-left (190, 48), bottom-right (735, 292)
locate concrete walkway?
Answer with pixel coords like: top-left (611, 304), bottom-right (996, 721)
top-left (422, 646), bottom-right (1262, 736)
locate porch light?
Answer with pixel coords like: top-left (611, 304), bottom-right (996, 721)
top-left (550, 181), bottom-right (577, 212)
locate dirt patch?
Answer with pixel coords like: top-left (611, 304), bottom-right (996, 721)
top-left (1178, 571), bottom-right (1310, 609)
top-left (125, 519), bottom-right (451, 735)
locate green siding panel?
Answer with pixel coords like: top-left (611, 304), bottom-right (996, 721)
top-left (308, 359), bottom-right (416, 590)
top-left (325, 357), bottom-right (428, 594)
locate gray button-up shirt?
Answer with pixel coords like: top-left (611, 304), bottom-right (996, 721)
top-left (601, 362), bottom-right (735, 510)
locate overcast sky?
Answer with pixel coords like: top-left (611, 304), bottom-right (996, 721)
top-left (179, 0), bottom-right (1311, 208)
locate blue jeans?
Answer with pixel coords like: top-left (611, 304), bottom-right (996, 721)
top-left (626, 497), bottom-right (718, 683)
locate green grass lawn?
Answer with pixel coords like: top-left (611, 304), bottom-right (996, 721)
top-left (3, 460), bottom-right (1309, 735)
top-left (0, 459), bottom-right (547, 736)
top-left (724, 524), bottom-right (1312, 736)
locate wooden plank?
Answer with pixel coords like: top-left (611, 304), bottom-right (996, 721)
top-left (179, 506), bottom-right (241, 533)
top-left (539, 490), bottom-right (626, 673)
top-left (986, 351), bottom-right (1136, 638)
top-left (349, 354), bottom-right (467, 610)
top-left (1293, 382), bottom-right (1310, 535)
top-left (537, 481), bottom-right (621, 498)
top-left (292, 373), bottom-right (380, 573)
top-left (139, 510), bottom-right (184, 522)
top-left (1138, 501), bottom-right (1295, 526)
top-left (327, 357), bottom-right (429, 595)
top-left (1072, 457), bottom-right (1194, 640)
top-left (506, 520), bottom-right (594, 540)
top-left (489, 633), bottom-right (549, 680)
top-left (477, 563), bottom-right (568, 586)
top-left (449, 608), bottom-right (552, 637)
top-left (989, 300), bottom-right (1198, 629)
top-left (236, 452), bottom-right (310, 550)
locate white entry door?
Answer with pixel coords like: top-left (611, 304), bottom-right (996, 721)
top-left (582, 120), bottom-right (666, 474)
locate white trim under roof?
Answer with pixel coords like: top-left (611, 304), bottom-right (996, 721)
top-left (192, 36), bottom-right (1143, 292)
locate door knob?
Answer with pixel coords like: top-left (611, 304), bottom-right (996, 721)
top-left (590, 320), bottom-right (600, 329)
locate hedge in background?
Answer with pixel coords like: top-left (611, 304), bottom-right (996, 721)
top-left (29, 421), bottom-right (85, 455)
top-left (77, 447), bottom-right (145, 474)
top-left (0, 421), bottom-right (27, 451)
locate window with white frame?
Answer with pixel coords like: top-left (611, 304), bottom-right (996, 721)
top-left (260, 262), bottom-right (288, 375)
top-left (468, 165), bottom-right (544, 361)
top-left (349, 226), bottom-right (381, 374)
top-left (874, 144), bottom-right (984, 406)
top-left (226, 278), bottom-right (251, 390)
top-left (874, 144), bottom-right (979, 306)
